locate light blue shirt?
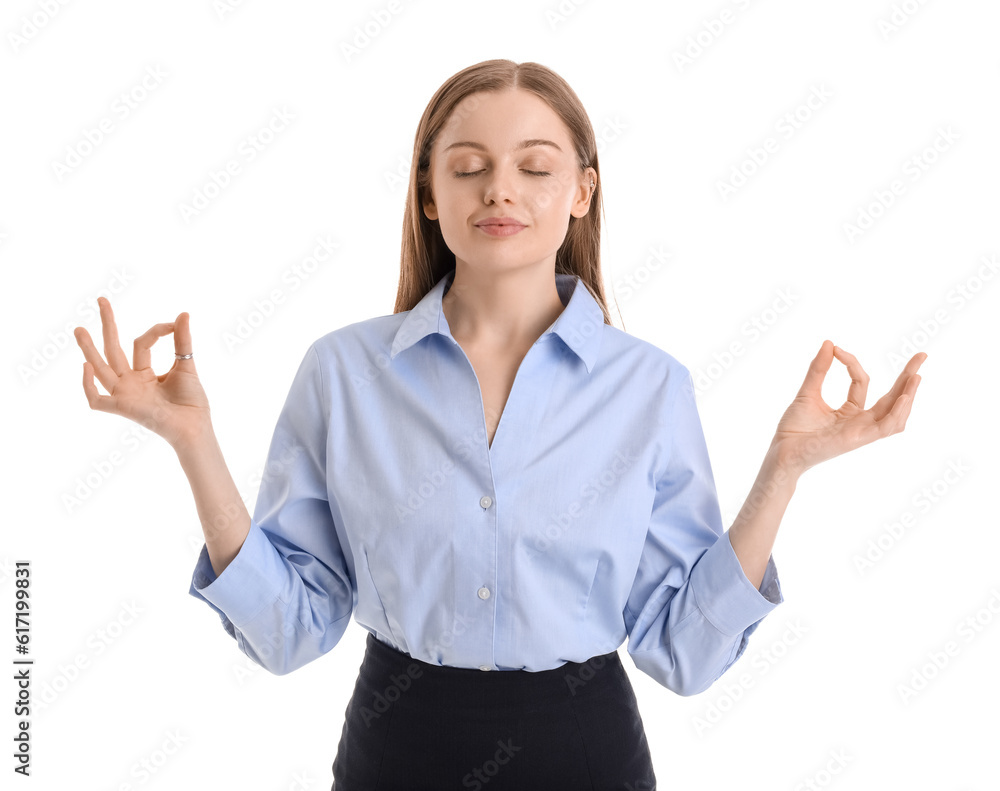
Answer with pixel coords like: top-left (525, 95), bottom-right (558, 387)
top-left (189, 269), bottom-right (783, 695)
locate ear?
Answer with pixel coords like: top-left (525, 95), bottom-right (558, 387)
top-left (423, 196), bottom-right (438, 221)
top-left (570, 166), bottom-right (598, 219)
top-left (422, 187), bottom-right (438, 221)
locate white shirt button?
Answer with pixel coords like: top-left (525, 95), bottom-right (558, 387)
top-left (477, 586), bottom-right (491, 600)
top-left (479, 665), bottom-right (491, 671)
top-left (480, 495), bottom-right (492, 508)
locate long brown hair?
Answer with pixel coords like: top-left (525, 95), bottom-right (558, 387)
top-left (393, 59), bottom-right (619, 328)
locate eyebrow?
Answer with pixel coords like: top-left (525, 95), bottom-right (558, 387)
top-left (442, 138), bottom-right (563, 154)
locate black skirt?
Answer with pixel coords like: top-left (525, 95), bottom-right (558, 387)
top-left (331, 631), bottom-right (657, 790)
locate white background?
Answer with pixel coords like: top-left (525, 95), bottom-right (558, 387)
top-left (3, 0), bottom-right (998, 788)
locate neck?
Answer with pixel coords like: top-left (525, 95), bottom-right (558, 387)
top-left (442, 263), bottom-right (567, 350)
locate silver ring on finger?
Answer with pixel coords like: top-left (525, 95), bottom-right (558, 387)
top-left (175, 353), bottom-right (193, 360)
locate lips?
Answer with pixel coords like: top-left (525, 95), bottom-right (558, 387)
top-left (475, 217), bottom-right (526, 227)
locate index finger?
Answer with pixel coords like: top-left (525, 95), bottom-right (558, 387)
top-left (831, 345), bottom-right (870, 410)
top-left (133, 322), bottom-right (177, 371)
top-left (99, 297), bottom-right (131, 375)
top-left (795, 339), bottom-right (835, 399)
top-left (869, 352), bottom-right (928, 421)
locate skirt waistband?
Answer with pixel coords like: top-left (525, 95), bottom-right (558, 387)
top-left (361, 632), bottom-right (625, 711)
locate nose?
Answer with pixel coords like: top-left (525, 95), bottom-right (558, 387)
top-left (483, 165), bottom-right (517, 204)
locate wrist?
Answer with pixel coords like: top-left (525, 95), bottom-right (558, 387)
top-left (765, 437), bottom-right (806, 485)
top-left (172, 420), bottom-right (218, 461)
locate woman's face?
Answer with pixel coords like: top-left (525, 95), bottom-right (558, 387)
top-left (423, 88), bottom-right (596, 277)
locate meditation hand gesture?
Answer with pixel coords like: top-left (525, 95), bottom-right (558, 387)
top-left (771, 340), bottom-right (927, 475)
top-left (74, 296), bottom-right (211, 450)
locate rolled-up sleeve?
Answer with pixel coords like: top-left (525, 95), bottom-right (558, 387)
top-left (624, 364), bottom-right (783, 696)
top-left (188, 342), bottom-right (355, 675)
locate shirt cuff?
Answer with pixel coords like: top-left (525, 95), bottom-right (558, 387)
top-left (188, 518), bottom-right (285, 628)
top-left (688, 530), bottom-right (783, 637)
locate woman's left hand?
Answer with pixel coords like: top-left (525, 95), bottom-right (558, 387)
top-left (771, 340), bottom-right (926, 476)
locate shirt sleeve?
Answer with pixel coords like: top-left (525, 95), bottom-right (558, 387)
top-left (623, 364), bottom-right (783, 696)
top-left (187, 342), bottom-right (355, 675)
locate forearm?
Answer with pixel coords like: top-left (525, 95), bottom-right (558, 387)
top-left (174, 425), bottom-right (251, 578)
top-left (727, 439), bottom-right (800, 590)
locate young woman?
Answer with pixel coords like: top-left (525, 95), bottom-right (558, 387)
top-left (74, 59), bottom-right (926, 790)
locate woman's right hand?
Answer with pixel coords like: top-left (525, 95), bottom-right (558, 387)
top-left (74, 296), bottom-right (212, 451)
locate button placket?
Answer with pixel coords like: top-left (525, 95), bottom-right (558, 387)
top-left (475, 469), bottom-right (496, 671)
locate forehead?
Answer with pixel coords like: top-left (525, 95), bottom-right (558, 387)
top-left (435, 89), bottom-right (573, 155)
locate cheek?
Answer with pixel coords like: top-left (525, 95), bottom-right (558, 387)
top-left (534, 188), bottom-right (574, 220)
top-left (439, 184), bottom-right (476, 213)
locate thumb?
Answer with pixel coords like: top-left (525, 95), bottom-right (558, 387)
top-left (173, 311), bottom-right (197, 373)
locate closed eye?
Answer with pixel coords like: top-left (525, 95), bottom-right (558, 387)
top-left (453, 170), bottom-right (552, 178)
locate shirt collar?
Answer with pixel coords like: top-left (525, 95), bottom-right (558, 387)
top-left (390, 269), bottom-right (605, 373)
